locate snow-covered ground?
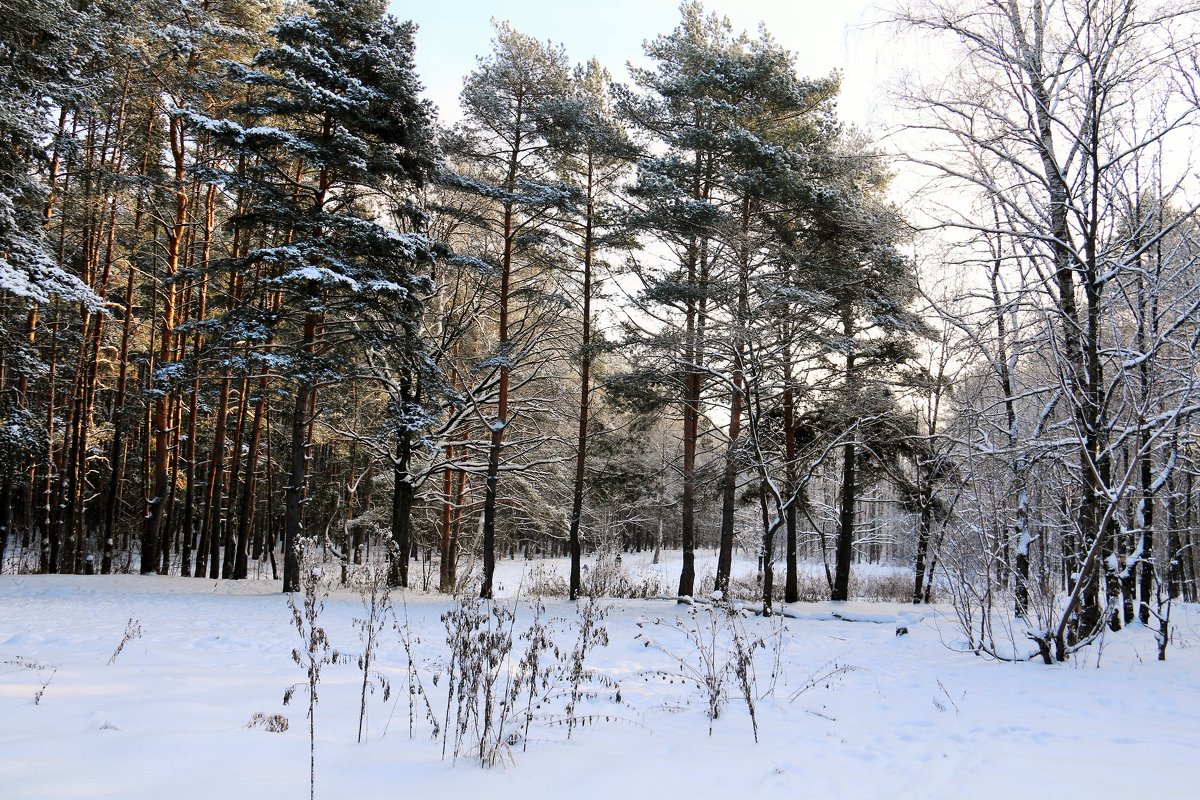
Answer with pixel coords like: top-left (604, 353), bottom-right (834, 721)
top-left (2, 556), bottom-right (1198, 799)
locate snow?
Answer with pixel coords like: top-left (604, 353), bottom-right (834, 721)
top-left (1, 557), bottom-right (1198, 799)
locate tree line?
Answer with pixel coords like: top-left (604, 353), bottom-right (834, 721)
top-left (2, 0), bottom-right (1198, 661)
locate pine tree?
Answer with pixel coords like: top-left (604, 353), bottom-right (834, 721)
top-left (618, 3), bottom-right (841, 599)
top-left (0, 0), bottom-right (98, 309)
top-left (136, 0), bottom-right (272, 576)
top-left (616, 2), bottom-right (741, 599)
top-left (441, 22), bottom-right (574, 599)
top-left (703, 33), bottom-right (840, 598)
top-left (0, 0), bottom-right (102, 573)
top-left (798, 148), bottom-right (926, 602)
top-left (199, 0), bottom-right (439, 591)
top-left (548, 60), bottom-right (637, 600)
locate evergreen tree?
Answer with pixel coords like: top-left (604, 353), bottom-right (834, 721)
top-left (797, 148), bottom-right (926, 602)
top-left (0, 0), bottom-right (98, 309)
top-left (549, 60), bottom-right (637, 600)
top-left (618, 3), bottom-right (838, 599)
top-left (199, 0), bottom-right (439, 591)
top-left (616, 2), bottom-right (739, 599)
top-left (0, 0), bottom-right (102, 574)
top-left (441, 22), bottom-right (574, 599)
top-left (702, 33), bottom-right (839, 597)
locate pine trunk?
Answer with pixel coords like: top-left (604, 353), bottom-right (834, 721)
top-left (388, 431), bottom-right (413, 588)
top-left (782, 384), bottom-right (799, 603)
top-left (480, 136), bottom-right (520, 600)
top-left (143, 116), bottom-right (188, 574)
top-left (567, 157), bottom-right (595, 601)
top-left (283, 313), bottom-right (318, 592)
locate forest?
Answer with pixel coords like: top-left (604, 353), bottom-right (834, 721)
top-left (2, 0), bottom-right (1200, 671)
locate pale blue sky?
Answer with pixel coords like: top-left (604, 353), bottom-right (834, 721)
top-left (390, 0), bottom-right (889, 129)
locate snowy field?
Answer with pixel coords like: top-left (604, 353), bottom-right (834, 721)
top-left (2, 556), bottom-right (1199, 799)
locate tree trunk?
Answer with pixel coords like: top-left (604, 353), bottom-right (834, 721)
top-left (388, 430), bottom-right (413, 588)
top-left (833, 439), bottom-right (856, 602)
top-left (143, 115), bottom-right (188, 575)
top-left (283, 313), bottom-right (318, 592)
top-left (717, 195), bottom-right (753, 595)
top-left (480, 129), bottom-right (521, 600)
top-left (438, 441), bottom-right (455, 592)
top-left (567, 157), bottom-right (595, 601)
top-left (101, 266), bottom-right (136, 574)
top-left (0, 478), bottom-right (11, 574)
top-left (715, 370), bottom-right (743, 596)
top-left (677, 236), bottom-right (704, 600)
top-left (39, 308), bottom-right (61, 574)
top-left (783, 383), bottom-right (799, 603)
top-left (233, 369), bottom-right (270, 580)
top-left (222, 376), bottom-right (251, 578)
top-left (833, 307), bottom-right (857, 602)
top-left (913, 486), bottom-right (933, 605)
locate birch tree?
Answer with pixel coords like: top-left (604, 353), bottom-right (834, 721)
top-left (895, 0), bottom-right (1200, 660)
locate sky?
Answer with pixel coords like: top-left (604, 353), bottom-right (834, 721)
top-left (390, 0), bottom-right (892, 131)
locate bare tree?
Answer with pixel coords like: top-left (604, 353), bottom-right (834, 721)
top-left (894, 0), bottom-right (1200, 660)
